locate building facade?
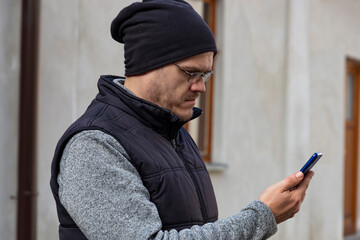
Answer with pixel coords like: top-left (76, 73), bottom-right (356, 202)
top-left (1, 0), bottom-right (360, 239)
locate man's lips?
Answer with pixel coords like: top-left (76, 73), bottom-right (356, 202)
top-left (185, 99), bottom-right (196, 104)
top-left (185, 94), bottom-right (199, 101)
top-left (183, 94), bottom-right (199, 106)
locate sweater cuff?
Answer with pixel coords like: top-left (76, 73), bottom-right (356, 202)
top-left (245, 200), bottom-right (278, 238)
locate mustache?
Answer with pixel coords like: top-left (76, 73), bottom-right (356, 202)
top-left (185, 93), bottom-right (200, 101)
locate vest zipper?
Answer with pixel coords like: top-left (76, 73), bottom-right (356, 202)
top-left (170, 139), bottom-right (177, 149)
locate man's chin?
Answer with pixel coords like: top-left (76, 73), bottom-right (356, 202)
top-left (179, 115), bottom-right (192, 122)
top-left (175, 109), bottom-right (193, 122)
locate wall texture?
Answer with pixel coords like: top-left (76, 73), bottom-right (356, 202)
top-left (307, 0), bottom-right (360, 239)
top-left (0, 0), bottom-right (21, 239)
top-left (211, 0), bottom-right (360, 239)
top-left (212, 0), bottom-right (287, 217)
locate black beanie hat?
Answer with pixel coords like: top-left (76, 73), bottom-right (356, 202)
top-left (111, 0), bottom-right (217, 76)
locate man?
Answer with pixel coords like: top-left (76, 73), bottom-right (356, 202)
top-left (50, 0), bottom-right (314, 239)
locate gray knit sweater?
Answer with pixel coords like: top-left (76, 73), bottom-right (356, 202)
top-left (58, 130), bottom-right (277, 240)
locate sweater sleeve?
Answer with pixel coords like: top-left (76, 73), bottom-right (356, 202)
top-left (58, 130), bottom-right (277, 240)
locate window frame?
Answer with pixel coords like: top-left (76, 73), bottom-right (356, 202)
top-left (186, 0), bottom-right (217, 162)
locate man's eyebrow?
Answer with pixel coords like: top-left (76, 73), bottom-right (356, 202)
top-left (182, 66), bottom-right (212, 72)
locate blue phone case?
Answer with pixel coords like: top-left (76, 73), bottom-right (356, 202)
top-left (300, 152), bottom-right (322, 175)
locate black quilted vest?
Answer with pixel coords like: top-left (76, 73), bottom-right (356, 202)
top-left (50, 75), bottom-right (218, 239)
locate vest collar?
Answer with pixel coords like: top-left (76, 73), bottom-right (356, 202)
top-left (96, 75), bottom-right (202, 140)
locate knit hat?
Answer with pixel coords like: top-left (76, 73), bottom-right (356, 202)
top-left (111, 0), bottom-right (217, 76)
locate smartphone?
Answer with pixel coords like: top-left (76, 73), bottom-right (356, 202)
top-left (289, 152), bottom-right (322, 190)
top-left (300, 152), bottom-right (322, 175)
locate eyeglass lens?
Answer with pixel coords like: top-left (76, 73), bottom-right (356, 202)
top-left (188, 72), bottom-right (212, 84)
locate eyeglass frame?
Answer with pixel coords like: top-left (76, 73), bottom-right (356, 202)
top-left (174, 63), bottom-right (213, 84)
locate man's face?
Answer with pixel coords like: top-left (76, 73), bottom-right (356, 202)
top-left (146, 52), bottom-right (214, 121)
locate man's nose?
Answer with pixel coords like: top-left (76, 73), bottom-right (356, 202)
top-left (190, 79), bottom-right (206, 93)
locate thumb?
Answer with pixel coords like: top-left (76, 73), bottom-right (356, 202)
top-left (281, 171), bottom-right (304, 190)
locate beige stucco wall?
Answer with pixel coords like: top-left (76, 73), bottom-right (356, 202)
top-left (308, 1), bottom-right (360, 238)
top-left (211, 0), bottom-right (360, 239)
top-left (0, 0), bottom-right (21, 239)
top-left (211, 0), bottom-right (289, 237)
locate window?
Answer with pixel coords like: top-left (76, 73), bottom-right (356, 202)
top-left (187, 0), bottom-right (216, 162)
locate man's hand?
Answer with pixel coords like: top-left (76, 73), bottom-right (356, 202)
top-left (258, 171), bottom-right (314, 224)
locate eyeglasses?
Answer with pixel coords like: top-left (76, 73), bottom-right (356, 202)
top-left (174, 63), bottom-right (213, 84)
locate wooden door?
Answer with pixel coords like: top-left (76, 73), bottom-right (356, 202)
top-left (344, 59), bottom-right (360, 236)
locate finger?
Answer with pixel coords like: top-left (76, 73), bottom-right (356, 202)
top-left (281, 171), bottom-right (304, 190)
top-left (296, 171), bottom-right (314, 191)
top-left (300, 192), bottom-right (306, 202)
